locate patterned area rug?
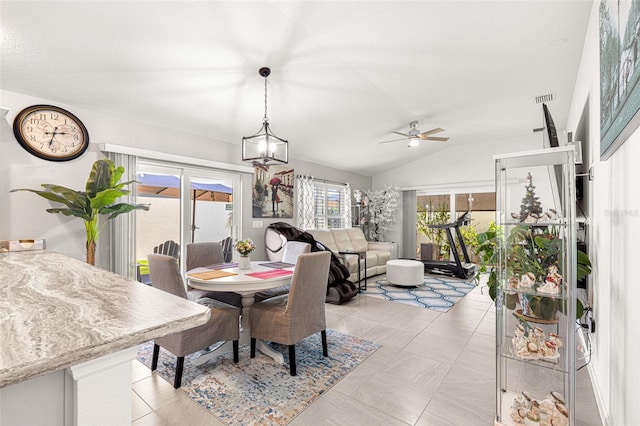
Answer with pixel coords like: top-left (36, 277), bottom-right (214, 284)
top-left (137, 330), bottom-right (380, 425)
top-left (363, 276), bottom-right (476, 312)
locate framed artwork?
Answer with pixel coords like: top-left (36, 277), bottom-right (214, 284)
top-left (600, 0), bottom-right (640, 160)
top-left (252, 163), bottom-right (294, 218)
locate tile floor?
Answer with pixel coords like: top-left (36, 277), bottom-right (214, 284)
top-left (131, 278), bottom-right (603, 425)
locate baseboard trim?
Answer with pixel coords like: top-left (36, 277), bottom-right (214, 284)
top-left (578, 331), bottom-right (610, 425)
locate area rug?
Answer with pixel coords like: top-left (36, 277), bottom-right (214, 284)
top-left (363, 276), bottom-right (476, 312)
top-left (137, 330), bottom-right (380, 425)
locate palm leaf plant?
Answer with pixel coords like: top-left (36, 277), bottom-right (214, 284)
top-left (11, 159), bottom-right (149, 265)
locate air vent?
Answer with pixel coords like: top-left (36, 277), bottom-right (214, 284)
top-left (535, 93), bottom-right (555, 104)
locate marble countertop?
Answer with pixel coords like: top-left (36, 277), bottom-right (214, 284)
top-left (0, 250), bottom-right (211, 388)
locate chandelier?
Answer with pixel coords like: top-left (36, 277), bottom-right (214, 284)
top-left (242, 67), bottom-right (288, 165)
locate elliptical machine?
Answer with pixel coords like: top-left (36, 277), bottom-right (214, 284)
top-left (421, 211), bottom-right (476, 280)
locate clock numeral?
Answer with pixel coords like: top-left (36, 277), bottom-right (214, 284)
top-left (38, 113), bottom-right (46, 121)
top-left (70, 126), bottom-right (77, 131)
top-left (29, 118), bottom-right (39, 125)
top-left (74, 134), bottom-right (79, 140)
top-left (50, 113), bottom-right (59, 120)
top-left (29, 135), bottom-right (36, 142)
top-left (26, 126), bottom-right (33, 132)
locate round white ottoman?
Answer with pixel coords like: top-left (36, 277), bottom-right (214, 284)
top-left (386, 259), bottom-right (424, 287)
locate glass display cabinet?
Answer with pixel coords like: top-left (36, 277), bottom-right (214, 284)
top-left (494, 146), bottom-right (576, 426)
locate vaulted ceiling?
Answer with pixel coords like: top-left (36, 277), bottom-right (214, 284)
top-left (0, 1), bottom-right (592, 176)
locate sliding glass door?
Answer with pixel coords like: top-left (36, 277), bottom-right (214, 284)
top-left (184, 170), bottom-right (237, 244)
top-left (135, 163), bottom-right (182, 277)
top-left (416, 191), bottom-right (495, 262)
top-left (134, 161), bottom-right (241, 280)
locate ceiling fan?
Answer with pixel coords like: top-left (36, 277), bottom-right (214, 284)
top-left (379, 121), bottom-right (449, 147)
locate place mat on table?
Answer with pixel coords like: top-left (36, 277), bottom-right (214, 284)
top-left (187, 270), bottom-right (238, 280)
top-left (246, 269), bottom-right (293, 279)
top-left (205, 262), bottom-right (238, 270)
top-left (259, 261), bottom-right (294, 269)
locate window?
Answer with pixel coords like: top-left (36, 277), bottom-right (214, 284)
top-left (313, 182), bottom-right (347, 229)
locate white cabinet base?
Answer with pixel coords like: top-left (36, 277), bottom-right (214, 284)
top-left (1, 347), bottom-right (137, 426)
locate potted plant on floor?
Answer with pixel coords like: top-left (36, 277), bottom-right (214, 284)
top-left (416, 202), bottom-right (450, 259)
top-left (11, 159), bottom-right (149, 265)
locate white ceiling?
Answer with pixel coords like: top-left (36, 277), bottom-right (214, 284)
top-left (0, 1), bottom-right (592, 177)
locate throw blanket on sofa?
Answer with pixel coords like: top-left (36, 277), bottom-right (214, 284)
top-left (266, 222), bottom-right (358, 304)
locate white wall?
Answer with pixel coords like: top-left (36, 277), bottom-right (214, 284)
top-left (1, 89), bottom-right (371, 268)
top-left (566, 3), bottom-right (639, 425)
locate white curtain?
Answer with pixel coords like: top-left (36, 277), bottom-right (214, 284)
top-left (108, 152), bottom-right (137, 278)
top-left (296, 174), bottom-right (315, 230)
top-left (343, 182), bottom-right (352, 228)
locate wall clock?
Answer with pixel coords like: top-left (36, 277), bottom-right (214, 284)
top-left (12, 104), bottom-right (89, 161)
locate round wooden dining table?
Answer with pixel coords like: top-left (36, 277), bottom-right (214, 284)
top-left (186, 260), bottom-right (294, 365)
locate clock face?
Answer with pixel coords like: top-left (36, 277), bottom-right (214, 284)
top-left (13, 105), bottom-right (89, 161)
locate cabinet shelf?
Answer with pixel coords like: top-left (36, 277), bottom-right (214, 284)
top-left (496, 389), bottom-right (570, 426)
top-left (502, 288), bottom-right (569, 301)
top-left (499, 219), bottom-right (568, 227)
top-left (512, 308), bottom-right (561, 324)
top-left (501, 347), bottom-right (566, 372)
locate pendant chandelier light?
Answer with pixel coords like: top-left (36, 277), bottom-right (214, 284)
top-left (242, 67), bottom-right (288, 165)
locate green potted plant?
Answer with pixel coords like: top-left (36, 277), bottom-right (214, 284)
top-left (476, 222), bottom-right (592, 320)
top-left (416, 202), bottom-right (450, 259)
top-left (475, 222), bottom-right (501, 295)
top-left (11, 159), bottom-right (149, 265)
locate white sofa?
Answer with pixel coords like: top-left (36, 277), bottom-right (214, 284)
top-left (306, 228), bottom-right (392, 283)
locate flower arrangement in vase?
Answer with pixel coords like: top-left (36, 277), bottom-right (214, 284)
top-left (235, 238), bottom-right (255, 270)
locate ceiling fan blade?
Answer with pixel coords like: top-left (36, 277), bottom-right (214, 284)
top-left (392, 131), bottom-right (410, 137)
top-left (418, 128), bottom-right (445, 138)
top-left (378, 138), bottom-right (406, 144)
top-left (423, 136), bottom-right (450, 142)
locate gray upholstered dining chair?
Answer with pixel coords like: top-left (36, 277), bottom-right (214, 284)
top-left (249, 251), bottom-right (331, 376)
top-left (253, 241), bottom-right (311, 303)
top-left (281, 241), bottom-right (312, 264)
top-left (185, 242), bottom-right (242, 308)
top-left (147, 253), bottom-right (240, 388)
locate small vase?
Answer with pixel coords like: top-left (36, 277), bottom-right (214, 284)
top-left (238, 255), bottom-right (251, 270)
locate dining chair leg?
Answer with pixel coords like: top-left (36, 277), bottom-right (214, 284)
top-left (174, 356), bottom-right (184, 389)
top-left (288, 345), bottom-right (296, 376)
top-left (250, 338), bottom-right (256, 358)
top-left (321, 330), bottom-right (328, 357)
top-left (151, 344), bottom-right (160, 371)
top-left (233, 340), bottom-right (239, 363)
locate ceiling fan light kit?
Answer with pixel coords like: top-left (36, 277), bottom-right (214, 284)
top-left (242, 67), bottom-right (288, 165)
top-left (379, 120), bottom-right (450, 147)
